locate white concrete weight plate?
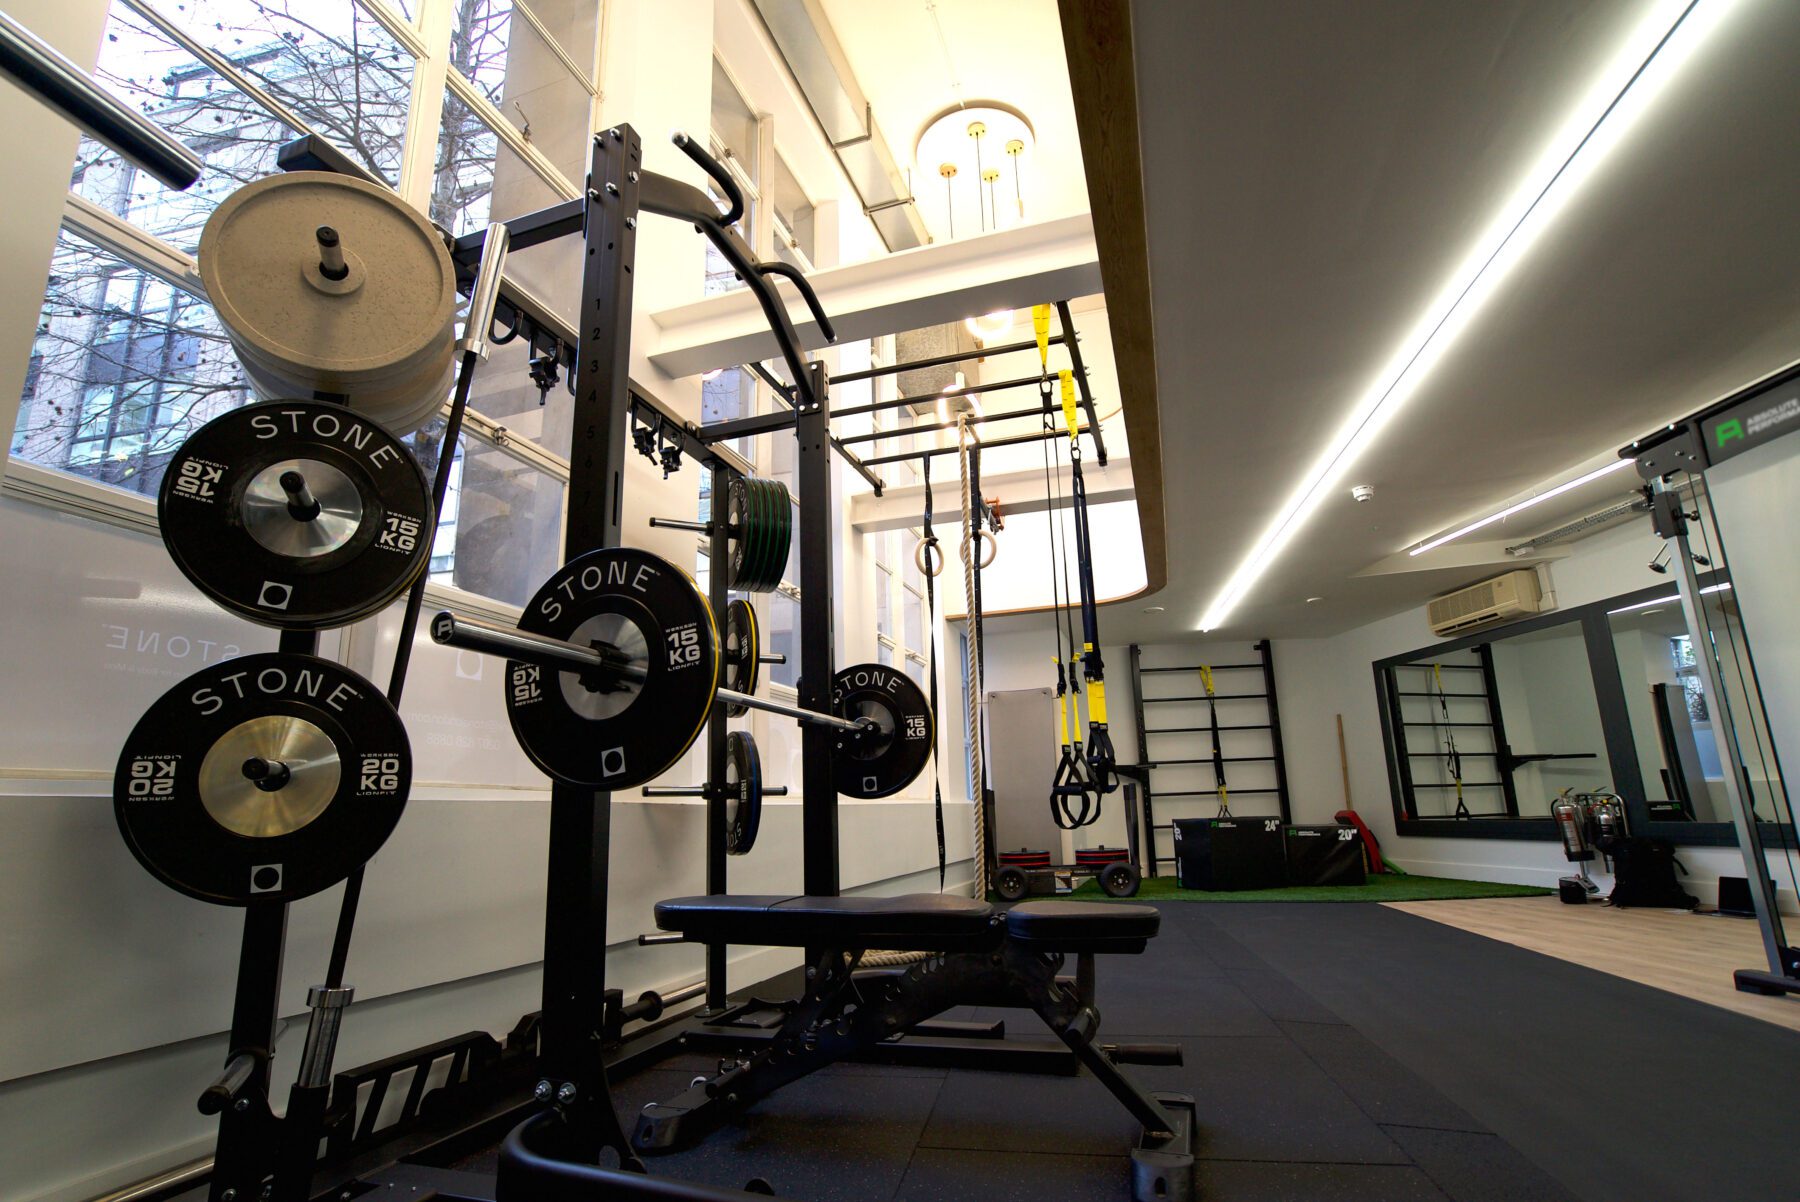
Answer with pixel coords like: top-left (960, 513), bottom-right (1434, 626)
top-left (200, 172), bottom-right (456, 433)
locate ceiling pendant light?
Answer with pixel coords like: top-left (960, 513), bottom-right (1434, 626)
top-left (915, 103), bottom-right (1035, 241)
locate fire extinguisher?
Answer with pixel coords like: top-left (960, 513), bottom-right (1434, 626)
top-left (1553, 790), bottom-right (1600, 904)
top-left (1553, 791), bottom-right (1592, 862)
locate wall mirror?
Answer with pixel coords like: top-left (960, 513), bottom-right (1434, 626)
top-left (1375, 569), bottom-right (1792, 845)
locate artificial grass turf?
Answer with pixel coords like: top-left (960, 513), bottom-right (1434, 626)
top-left (1062, 872), bottom-right (1552, 903)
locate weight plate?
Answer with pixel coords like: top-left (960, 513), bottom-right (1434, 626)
top-left (758, 479), bottom-right (783, 590)
top-left (726, 476), bottom-right (754, 592)
top-left (724, 598), bottom-right (760, 717)
top-left (724, 729), bottom-right (762, 856)
top-left (159, 402), bottom-right (433, 629)
top-left (199, 171), bottom-right (456, 386)
top-left (743, 477), bottom-right (769, 591)
top-left (769, 480), bottom-right (793, 588)
top-left (505, 547), bottom-right (720, 788)
top-left (114, 653), bottom-right (410, 905)
top-left (831, 662), bottom-right (934, 799)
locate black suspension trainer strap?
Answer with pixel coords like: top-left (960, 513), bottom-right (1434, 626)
top-left (1432, 663), bottom-right (1468, 818)
top-left (1200, 665), bottom-right (1229, 817)
top-left (1059, 371), bottom-right (1116, 794)
top-left (922, 455), bottom-right (946, 887)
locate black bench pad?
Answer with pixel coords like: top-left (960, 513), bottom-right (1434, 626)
top-left (1006, 901), bottom-right (1160, 952)
top-left (655, 893), bottom-right (1001, 951)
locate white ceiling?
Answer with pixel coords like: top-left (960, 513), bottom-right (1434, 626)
top-left (816, 0), bottom-right (1091, 233)
top-left (1091, 0), bottom-right (1800, 643)
top-left (813, 1), bottom-right (1800, 647)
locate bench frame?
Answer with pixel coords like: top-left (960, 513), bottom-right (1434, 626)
top-left (633, 939), bottom-right (1197, 1202)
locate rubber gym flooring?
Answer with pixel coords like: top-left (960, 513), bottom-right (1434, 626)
top-left (459, 901), bottom-right (1800, 1200)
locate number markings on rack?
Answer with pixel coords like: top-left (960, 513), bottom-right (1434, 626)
top-left (158, 401), bottom-right (433, 630)
top-left (113, 653), bottom-right (411, 905)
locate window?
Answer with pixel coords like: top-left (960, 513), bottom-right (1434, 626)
top-left (421, 431), bottom-right (564, 609)
top-left (73, 2), bottom-right (414, 246)
top-left (14, 231), bottom-right (245, 496)
top-left (701, 367), bottom-right (756, 463)
top-left (1669, 635), bottom-right (1708, 722)
top-left (710, 59), bottom-right (759, 183)
top-left (704, 59), bottom-right (762, 294)
top-left (1377, 569), bottom-right (1793, 843)
top-left (9, 0), bottom-right (593, 612)
top-left (770, 150), bottom-right (815, 267)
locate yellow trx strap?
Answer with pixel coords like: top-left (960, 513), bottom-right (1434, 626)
top-left (1059, 370), bottom-right (1079, 443)
top-left (1033, 304), bottom-right (1052, 368)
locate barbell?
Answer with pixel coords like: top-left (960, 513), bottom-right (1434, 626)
top-left (428, 546), bottom-right (934, 796)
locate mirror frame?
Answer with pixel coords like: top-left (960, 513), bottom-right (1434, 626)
top-left (1373, 570), bottom-right (1795, 847)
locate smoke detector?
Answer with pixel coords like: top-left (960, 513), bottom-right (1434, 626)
top-left (1350, 484), bottom-right (1375, 503)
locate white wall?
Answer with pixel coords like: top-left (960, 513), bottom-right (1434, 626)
top-left (971, 513), bottom-right (1800, 914)
top-left (0, 3), bottom-right (973, 1199)
top-left (1276, 520), bottom-right (1800, 911)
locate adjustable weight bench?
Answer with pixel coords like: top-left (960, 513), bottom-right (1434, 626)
top-left (634, 894), bottom-right (1198, 1202)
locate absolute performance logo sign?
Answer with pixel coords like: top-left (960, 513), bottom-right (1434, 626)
top-left (1703, 382), bottom-right (1800, 465)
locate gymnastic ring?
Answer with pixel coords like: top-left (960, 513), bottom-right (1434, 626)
top-left (960, 529), bottom-right (998, 569)
top-left (914, 536), bottom-right (945, 577)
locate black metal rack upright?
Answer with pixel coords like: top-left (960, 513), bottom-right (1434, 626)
top-left (1127, 641), bottom-right (1293, 876)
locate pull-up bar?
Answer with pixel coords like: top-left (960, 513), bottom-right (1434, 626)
top-left (858, 424), bottom-right (1092, 468)
top-left (829, 372), bottom-right (1068, 422)
top-left (833, 399), bottom-right (1059, 446)
top-left (830, 334), bottom-right (1069, 384)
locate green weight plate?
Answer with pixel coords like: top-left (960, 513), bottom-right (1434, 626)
top-left (773, 479), bottom-right (793, 586)
top-left (726, 475), bottom-right (759, 592)
top-left (746, 477), bottom-right (771, 591)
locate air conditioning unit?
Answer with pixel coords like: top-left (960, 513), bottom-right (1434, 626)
top-left (1427, 569), bottom-right (1545, 636)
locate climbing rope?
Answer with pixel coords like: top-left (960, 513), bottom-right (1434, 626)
top-left (959, 413), bottom-right (989, 899)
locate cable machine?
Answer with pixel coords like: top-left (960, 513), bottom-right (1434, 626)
top-left (1629, 366), bottom-right (1800, 999)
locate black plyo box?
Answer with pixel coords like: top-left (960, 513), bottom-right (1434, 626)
top-left (1175, 818), bottom-right (1286, 891)
top-left (1284, 825), bottom-right (1367, 886)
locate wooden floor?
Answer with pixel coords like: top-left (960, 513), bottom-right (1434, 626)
top-left (1386, 895), bottom-right (1800, 1033)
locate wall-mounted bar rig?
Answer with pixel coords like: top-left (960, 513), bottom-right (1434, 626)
top-left (1127, 641), bottom-right (1293, 876)
top-left (825, 300), bottom-right (1109, 469)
